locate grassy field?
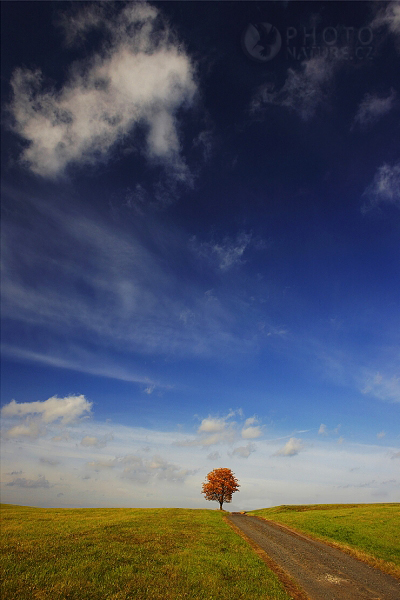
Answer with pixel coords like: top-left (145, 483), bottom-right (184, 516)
top-left (249, 503), bottom-right (400, 577)
top-left (0, 504), bottom-right (292, 600)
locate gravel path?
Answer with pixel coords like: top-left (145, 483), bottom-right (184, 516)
top-left (227, 514), bottom-right (400, 600)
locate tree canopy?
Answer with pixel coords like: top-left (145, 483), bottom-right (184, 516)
top-left (201, 467), bottom-right (240, 510)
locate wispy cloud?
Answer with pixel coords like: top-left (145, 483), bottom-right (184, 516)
top-left (88, 453), bottom-right (195, 484)
top-left (372, 2), bottom-right (400, 44)
top-left (6, 475), bottom-right (51, 489)
top-left (362, 372), bottom-right (400, 403)
top-left (274, 437), bottom-right (305, 457)
top-left (1, 192), bottom-right (260, 372)
top-left (6, 3), bottom-right (197, 180)
top-left (1, 345), bottom-right (160, 388)
top-left (251, 57), bottom-right (335, 121)
top-left (352, 90), bottom-right (396, 128)
top-left (81, 435), bottom-right (113, 449)
top-left (190, 232), bottom-right (253, 271)
top-left (317, 423), bottom-right (341, 438)
top-left (362, 161), bottom-right (400, 212)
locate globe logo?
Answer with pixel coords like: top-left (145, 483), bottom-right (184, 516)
top-left (241, 22), bottom-right (282, 62)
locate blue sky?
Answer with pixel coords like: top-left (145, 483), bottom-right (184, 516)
top-left (1, 1), bottom-right (399, 509)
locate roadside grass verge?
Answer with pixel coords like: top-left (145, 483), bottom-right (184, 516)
top-left (249, 503), bottom-right (400, 578)
top-left (1, 504), bottom-right (292, 600)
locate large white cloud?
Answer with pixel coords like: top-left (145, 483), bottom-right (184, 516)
top-left (2, 395), bottom-right (92, 425)
top-left (7, 3), bottom-right (197, 179)
top-left (1, 395), bottom-right (92, 439)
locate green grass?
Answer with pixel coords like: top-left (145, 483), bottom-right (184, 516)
top-left (249, 503), bottom-right (400, 577)
top-left (0, 504), bottom-right (292, 600)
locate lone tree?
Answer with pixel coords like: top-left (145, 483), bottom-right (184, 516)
top-left (201, 468), bottom-right (240, 510)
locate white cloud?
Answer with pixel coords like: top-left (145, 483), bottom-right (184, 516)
top-left (2, 395), bottom-right (92, 425)
top-left (377, 431), bottom-right (386, 439)
top-left (1, 395), bottom-right (92, 440)
top-left (318, 423), bottom-right (327, 435)
top-left (4, 421), bottom-right (44, 440)
top-left (251, 57), bottom-right (335, 121)
top-left (7, 3), bottom-right (196, 179)
top-left (2, 416), bottom-right (400, 508)
top-left (191, 232), bottom-right (252, 271)
top-left (241, 425), bottom-right (262, 439)
top-left (56, 2), bottom-right (107, 47)
top-left (81, 435), bottom-right (113, 448)
top-left (176, 410), bottom-right (259, 447)
top-left (362, 162), bottom-right (400, 212)
top-left (372, 2), bottom-right (400, 39)
top-left (194, 430), bottom-right (237, 447)
top-left (231, 443), bottom-right (256, 458)
top-left (274, 437), bottom-right (305, 457)
top-left (143, 385), bottom-right (155, 395)
top-left (198, 417), bottom-right (227, 433)
top-left (193, 128), bottom-right (213, 161)
top-left (352, 90), bottom-right (396, 128)
top-left (362, 372), bottom-right (400, 403)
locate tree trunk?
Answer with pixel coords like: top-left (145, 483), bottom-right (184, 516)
top-left (219, 501), bottom-right (223, 510)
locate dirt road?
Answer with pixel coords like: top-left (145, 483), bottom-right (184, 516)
top-left (227, 514), bottom-right (400, 600)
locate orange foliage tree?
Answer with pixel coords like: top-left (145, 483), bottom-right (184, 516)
top-left (201, 467), bottom-right (240, 510)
